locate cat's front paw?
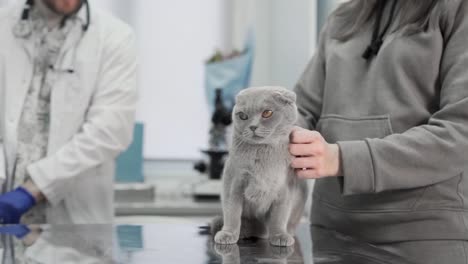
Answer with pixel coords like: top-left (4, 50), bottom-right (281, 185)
top-left (269, 233), bottom-right (295, 247)
top-left (214, 230), bottom-right (239, 244)
top-left (270, 244), bottom-right (295, 259)
top-left (214, 243), bottom-right (238, 256)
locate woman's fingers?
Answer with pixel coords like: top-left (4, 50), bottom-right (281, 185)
top-left (289, 128), bottom-right (340, 179)
top-left (289, 143), bottom-right (326, 156)
top-left (295, 168), bottom-right (320, 179)
top-left (291, 156), bottom-right (318, 169)
top-left (289, 127), bottom-right (323, 144)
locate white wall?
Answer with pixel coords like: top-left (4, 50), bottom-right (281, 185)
top-left (92, 0), bottom-right (134, 25)
top-left (133, 0), bottom-right (229, 160)
top-left (230, 0), bottom-right (272, 86)
top-left (231, 0), bottom-right (317, 89)
top-left (0, 0), bottom-right (11, 7)
top-left (270, 0), bottom-right (316, 89)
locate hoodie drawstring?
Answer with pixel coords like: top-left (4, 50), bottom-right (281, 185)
top-left (363, 0), bottom-right (398, 60)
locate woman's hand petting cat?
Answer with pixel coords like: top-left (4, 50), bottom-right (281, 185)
top-left (289, 126), bottom-right (343, 179)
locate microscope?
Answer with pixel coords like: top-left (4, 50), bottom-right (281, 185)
top-left (193, 89), bottom-right (232, 201)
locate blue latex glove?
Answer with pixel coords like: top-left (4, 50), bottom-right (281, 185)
top-left (0, 225), bottom-right (31, 239)
top-left (0, 187), bottom-right (36, 224)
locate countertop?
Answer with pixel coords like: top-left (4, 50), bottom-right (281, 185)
top-left (0, 219), bottom-right (427, 264)
top-left (115, 178), bottom-right (223, 217)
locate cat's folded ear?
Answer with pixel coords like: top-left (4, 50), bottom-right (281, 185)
top-left (235, 89), bottom-right (248, 104)
top-left (273, 89), bottom-right (297, 105)
top-left (235, 90), bottom-right (244, 103)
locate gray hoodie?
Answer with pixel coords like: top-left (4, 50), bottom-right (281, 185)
top-left (296, 0), bottom-right (468, 242)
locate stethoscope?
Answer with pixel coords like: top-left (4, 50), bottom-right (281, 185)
top-left (13, 0), bottom-right (90, 39)
top-left (11, 0), bottom-right (91, 75)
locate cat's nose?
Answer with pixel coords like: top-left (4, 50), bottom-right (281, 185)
top-left (249, 126), bottom-right (258, 132)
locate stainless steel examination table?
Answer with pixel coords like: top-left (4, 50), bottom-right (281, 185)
top-left (0, 220), bottom-right (461, 263)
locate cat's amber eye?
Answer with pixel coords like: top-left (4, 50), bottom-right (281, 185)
top-left (237, 112), bottom-right (249, 120)
top-left (262, 110), bottom-right (274, 118)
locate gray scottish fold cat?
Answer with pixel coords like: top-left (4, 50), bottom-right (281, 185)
top-left (212, 86), bottom-right (308, 247)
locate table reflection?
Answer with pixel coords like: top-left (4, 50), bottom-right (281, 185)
top-left (207, 224), bottom-right (412, 264)
top-left (209, 237), bottom-right (304, 264)
top-left (0, 225), bottom-right (114, 264)
top-left (310, 226), bottom-right (413, 264)
top-left (0, 222), bottom-right (463, 263)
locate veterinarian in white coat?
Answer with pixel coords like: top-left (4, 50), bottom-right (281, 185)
top-left (0, 0), bottom-right (137, 224)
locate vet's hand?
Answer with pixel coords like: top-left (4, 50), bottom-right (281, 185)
top-left (0, 187), bottom-right (36, 224)
top-left (289, 127), bottom-right (342, 179)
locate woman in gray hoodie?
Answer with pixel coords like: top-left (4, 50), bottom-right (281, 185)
top-left (289, 0), bottom-right (468, 262)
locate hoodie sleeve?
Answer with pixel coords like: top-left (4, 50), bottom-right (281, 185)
top-left (294, 22), bottom-right (328, 130)
top-left (338, 1), bottom-right (468, 195)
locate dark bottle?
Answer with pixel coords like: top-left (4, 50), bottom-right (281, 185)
top-left (212, 89), bottom-right (232, 126)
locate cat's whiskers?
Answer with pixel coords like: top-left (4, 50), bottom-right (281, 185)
top-left (256, 128), bottom-right (272, 137)
top-left (232, 134), bottom-right (251, 150)
top-left (242, 130), bottom-right (252, 139)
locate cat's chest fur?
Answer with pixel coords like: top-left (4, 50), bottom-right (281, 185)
top-left (232, 141), bottom-right (291, 211)
top-left (235, 142), bottom-right (289, 176)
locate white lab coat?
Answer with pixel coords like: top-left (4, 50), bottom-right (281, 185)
top-left (0, 3), bottom-right (137, 223)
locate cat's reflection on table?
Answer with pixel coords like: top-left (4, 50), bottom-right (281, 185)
top-left (209, 237), bottom-right (304, 264)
